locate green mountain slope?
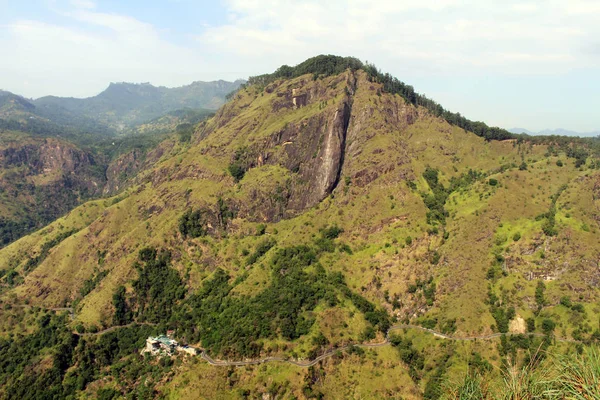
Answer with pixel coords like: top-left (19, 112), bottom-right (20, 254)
top-left (0, 90), bottom-right (217, 248)
top-left (32, 79), bottom-right (243, 132)
top-left (0, 56), bottom-right (599, 399)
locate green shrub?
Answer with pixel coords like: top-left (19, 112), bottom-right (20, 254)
top-left (571, 303), bottom-right (585, 313)
top-left (178, 209), bottom-right (206, 238)
top-left (541, 318), bottom-right (556, 334)
top-left (228, 163), bottom-right (245, 182)
top-left (526, 317), bottom-right (536, 332)
top-left (559, 296), bottom-right (572, 308)
top-left (255, 223), bottom-right (266, 236)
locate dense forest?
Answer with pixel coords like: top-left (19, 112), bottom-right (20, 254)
top-left (117, 226), bottom-right (389, 359)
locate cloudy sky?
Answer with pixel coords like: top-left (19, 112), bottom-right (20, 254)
top-left (1, 0), bottom-right (599, 132)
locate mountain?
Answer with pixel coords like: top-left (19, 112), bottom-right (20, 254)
top-left (0, 90), bottom-right (36, 115)
top-left (0, 93), bottom-right (217, 248)
top-left (0, 56), bottom-right (599, 399)
top-left (32, 79), bottom-right (244, 132)
top-left (509, 127), bottom-right (600, 137)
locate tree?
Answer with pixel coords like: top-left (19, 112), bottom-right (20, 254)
top-left (541, 318), bottom-right (556, 334)
top-left (178, 209), bottom-right (205, 238)
top-left (535, 281), bottom-right (546, 313)
top-left (112, 285), bottom-right (131, 325)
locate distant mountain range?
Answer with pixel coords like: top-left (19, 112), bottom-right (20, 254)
top-left (509, 127), bottom-right (600, 137)
top-left (0, 80), bottom-right (242, 247)
top-left (0, 79), bottom-right (244, 134)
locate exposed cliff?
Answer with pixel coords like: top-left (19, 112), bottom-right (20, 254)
top-left (0, 135), bottom-right (106, 247)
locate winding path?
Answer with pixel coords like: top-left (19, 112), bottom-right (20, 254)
top-left (198, 324), bottom-right (580, 368)
top-left (44, 307), bottom-right (580, 367)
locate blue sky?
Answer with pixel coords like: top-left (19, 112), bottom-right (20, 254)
top-left (1, 0), bottom-right (599, 133)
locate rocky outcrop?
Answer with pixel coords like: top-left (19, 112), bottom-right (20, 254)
top-left (103, 140), bottom-right (174, 195)
top-left (0, 137), bottom-right (106, 247)
top-left (256, 95), bottom-right (352, 214)
top-left (0, 138), bottom-right (104, 191)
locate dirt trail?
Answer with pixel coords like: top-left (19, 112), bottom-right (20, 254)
top-left (198, 324), bottom-right (579, 368)
top-left (44, 307), bottom-right (578, 367)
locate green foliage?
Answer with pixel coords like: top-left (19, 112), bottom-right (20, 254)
top-left (441, 373), bottom-right (490, 400)
top-left (0, 313), bottom-right (77, 399)
top-left (421, 167), bottom-right (449, 225)
top-left (408, 277), bottom-right (436, 306)
top-left (228, 163), bottom-right (246, 182)
top-left (519, 161), bottom-right (528, 171)
top-left (246, 237), bottom-right (276, 265)
top-left (526, 317), bottom-right (536, 332)
top-left (565, 146), bottom-right (588, 168)
top-left (420, 318), bottom-right (438, 330)
top-left (23, 229), bottom-right (79, 273)
top-left (178, 209), bottom-right (206, 238)
top-left (559, 296), bottom-right (572, 308)
top-left (320, 225), bottom-right (343, 239)
top-left (97, 388), bottom-right (121, 400)
top-left (80, 269), bottom-right (109, 298)
top-left (440, 318), bottom-right (457, 335)
top-left (132, 248), bottom-right (185, 323)
top-left (541, 319), bottom-right (556, 334)
top-left (488, 178), bottom-right (498, 186)
top-left (216, 197), bottom-right (235, 229)
top-left (314, 225), bottom-right (346, 253)
top-left (556, 159), bottom-right (563, 167)
top-left (389, 334), bottom-right (425, 381)
top-left (362, 62), bottom-right (515, 141)
top-left (112, 285), bottom-right (132, 325)
top-left (488, 289), bottom-right (515, 333)
top-left (555, 345), bottom-right (600, 398)
top-left (535, 281), bottom-right (546, 312)
top-left (247, 55), bottom-right (363, 87)
top-left (512, 232), bottom-right (521, 241)
top-left (430, 251), bottom-right (441, 265)
top-left (469, 352), bottom-right (492, 374)
top-left (571, 303), bottom-right (585, 313)
top-left (176, 122), bottom-right (194, 143)
top-left (443, 345), bottom-right (600, 399)
top-left (255, 223), bottom-right (267, 236)
top-left (0, 215), bottom-right (39, 248)
top-left (541, 184), bottom-right (566, 237)
top-left (421, 168), bottom-right (482, 226)
top-left (163, 244), bottom-right (390, 357)
top-left (228, 147), bottom-right (250, 182)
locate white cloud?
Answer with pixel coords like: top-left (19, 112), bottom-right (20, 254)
top-left (70, 0), bottom-right (96, 10)
top-left (0, 0), bottom-right (599, 131)
top-left (197, 0), bottom-right (600, 76)
top-left (0, 6), bottom-right (218, 97)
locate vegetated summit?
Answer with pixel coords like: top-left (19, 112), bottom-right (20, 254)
top-left (0, 55), bottom-right (599, 399)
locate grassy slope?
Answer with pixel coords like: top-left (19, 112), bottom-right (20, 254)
top-left (1, 70), bottom-right (598, 398)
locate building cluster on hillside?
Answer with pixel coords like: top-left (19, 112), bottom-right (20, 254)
top-left (143, 334), bottom-right (198, 356)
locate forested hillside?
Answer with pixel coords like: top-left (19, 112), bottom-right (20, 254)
top-left (0, 56), bottom-right (599, 399)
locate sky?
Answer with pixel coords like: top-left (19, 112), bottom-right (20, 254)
top-left (0, 0), bottom-right (599, 133)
